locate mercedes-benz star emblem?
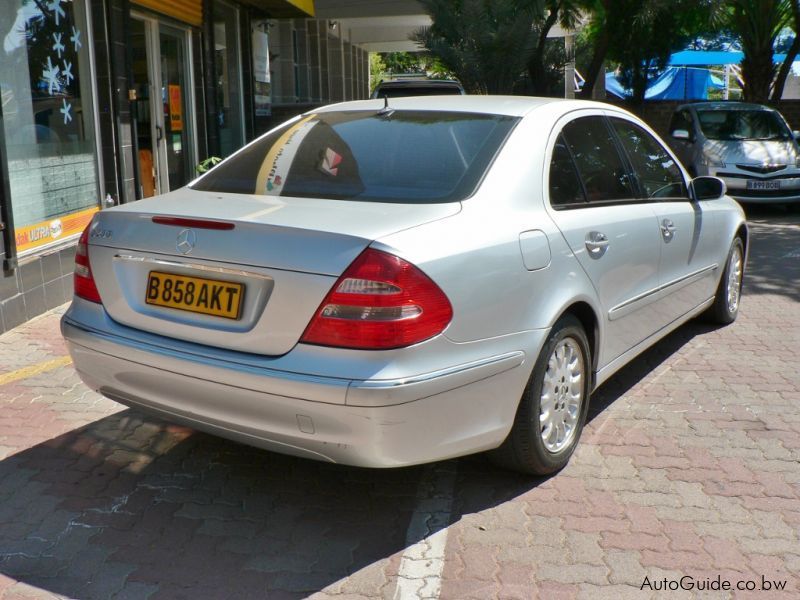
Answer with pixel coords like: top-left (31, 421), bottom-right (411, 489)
top-left (176, 229), bottom-right (197, 255)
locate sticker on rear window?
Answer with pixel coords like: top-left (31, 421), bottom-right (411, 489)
top-left (319, 147), bottom-right (343, 177)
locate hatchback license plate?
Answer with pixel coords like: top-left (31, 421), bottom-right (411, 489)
top-left (746, 179), bottom-right (781, 191)
top-left (145, 271), bottom-right (244, 320)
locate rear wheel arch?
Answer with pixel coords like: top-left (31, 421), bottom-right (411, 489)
top-left (558, 301), bottom-right (600, 383)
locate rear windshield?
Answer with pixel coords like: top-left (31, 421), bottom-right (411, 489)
top-left (192, 110), bottom-right (518, 203)
top-left (696, 109), bottom-right (792, 141)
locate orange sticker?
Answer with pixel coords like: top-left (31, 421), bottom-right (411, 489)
top-left (168, 84), bottom-right (183, 131)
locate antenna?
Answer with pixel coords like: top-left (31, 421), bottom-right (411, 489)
top-left (378, 95), bottom-right (393, 116)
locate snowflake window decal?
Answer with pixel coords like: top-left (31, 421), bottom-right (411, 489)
top-left (52, 32), bottom-right (65, 58)
top-left (70, 26), bottom-right (82, 52)
top-left (60, 98), bottom-right (72, 124)
top-left (42, 56), bottom-right (61, 95)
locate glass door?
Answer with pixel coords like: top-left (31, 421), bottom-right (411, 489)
top-left (131, 16), bottom-right (158, 197)
top-left (214, 1), bottom-right (245, 158)
top-left (158, 24), bottom-right (194, 191)
top-left (131, 15), bottom-right (195, 198)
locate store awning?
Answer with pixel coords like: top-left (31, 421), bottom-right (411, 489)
top-left (246, 0), bottom-right (315, 18)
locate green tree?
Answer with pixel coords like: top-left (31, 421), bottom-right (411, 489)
top-left (381, 52), bottom-right (426, 75)
top-left (773, 2), bottom-right (800, 100)
top-left (729, 0), bottom-right (790, 102)
top-left (412, 0), bottom-right (543, 94)
top-left (369, 53), bottom-right (388, 92)
top-left (527, 0), bottom-right (587, 94)
top-left (579, 0), bottom-right (720, 101)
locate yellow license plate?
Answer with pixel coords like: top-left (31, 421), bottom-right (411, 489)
top-left (145, 271), bottom-right (244, 320)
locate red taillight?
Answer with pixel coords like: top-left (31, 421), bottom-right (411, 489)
top-left (74, 223), bottom-right (102, 303)
top-left (300, 248), bottom-right (453, 350)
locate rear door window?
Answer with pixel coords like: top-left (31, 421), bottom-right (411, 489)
top-left (192, 110), bottom-right (518, 203)
top-left (548, 134), bottom-right (586, 207)
top-left (561, 117), bottom-right (636, 203)
top-left (611, 118), bottom-right (689, 200)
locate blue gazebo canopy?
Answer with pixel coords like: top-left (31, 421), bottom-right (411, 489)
top-left (606, 66), bottom-right (724, 101)
top-left (668, 50), bottom-right (788, 66)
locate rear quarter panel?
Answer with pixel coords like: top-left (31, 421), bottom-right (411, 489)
top-left (373, 109), bottom-right (603, 345)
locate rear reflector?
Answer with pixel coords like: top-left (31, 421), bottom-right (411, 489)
top-left (74, 223), bottom-right (102, 304)
top-left (300, 248), bottom-right (452, 350)
top-left (152, 216), bottom-right (235, 230)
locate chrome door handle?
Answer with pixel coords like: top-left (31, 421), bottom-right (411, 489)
top-left (660, 219), bottom-right (676, 241)
top-left (585, 231), bottom-right (609, 257)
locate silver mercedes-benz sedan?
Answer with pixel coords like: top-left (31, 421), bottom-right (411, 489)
top-left (61, 96), bottom-right (747, 475)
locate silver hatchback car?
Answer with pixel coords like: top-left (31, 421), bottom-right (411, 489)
top-left (669, 101), bottom-right (800, 205)
top-left (62, 96), bottom-right (747, 475)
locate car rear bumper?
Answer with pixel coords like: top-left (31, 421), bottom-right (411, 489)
top-left (61, 310), bottom-right (537, 468)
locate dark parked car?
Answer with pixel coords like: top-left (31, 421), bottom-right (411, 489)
top-left (371, 79), bottom-right (465, 99)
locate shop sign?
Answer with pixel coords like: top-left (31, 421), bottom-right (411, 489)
top-left (15, 207), bottom-right (99, 254)
top-left (253, 29), bottom-right (270, 83)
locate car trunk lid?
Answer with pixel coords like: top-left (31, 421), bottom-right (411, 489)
top-left (86, 189), bottom-right (459, 356)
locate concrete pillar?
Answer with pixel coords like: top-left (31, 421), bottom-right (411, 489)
top-left (293, 19), bottom-right (311, 102)
top-left (343, 40), bottom-right (354, 100)
top-left (307, 20), bottom-right (322, 102)
top-left (319, 23), bottom-right (330, 102)
top-left (327, 29), bottom-right (344, 102)
top-left (360, 48), bottom-right (368, 98)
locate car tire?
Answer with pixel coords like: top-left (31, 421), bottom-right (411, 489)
top-left (490, 315), bottom-right (591, 475)
top-left (705, 236), bottom-right (744, 325)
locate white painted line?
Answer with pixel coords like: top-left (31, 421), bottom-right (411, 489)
top-left (394, 462), bottom-right (457, 599)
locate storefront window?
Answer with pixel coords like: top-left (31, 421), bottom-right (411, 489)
top-left (214, 1), bottom-right (244, 158)
top-left (0, 0), bottom-right (100, 255)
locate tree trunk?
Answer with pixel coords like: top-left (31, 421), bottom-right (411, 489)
top-left (528, 6), bottom-right (560, 94)
top-left (578, 27), bottom-right (608, 98)
top-left (772, 3), bottom-right (800, 100)
top-left (742, 49), bottom-right (776, 102)
top-left (772, 36), bottom-right (800, 100)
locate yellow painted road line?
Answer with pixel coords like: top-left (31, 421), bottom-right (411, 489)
top-left (0, 355), bottom-right (73, 386)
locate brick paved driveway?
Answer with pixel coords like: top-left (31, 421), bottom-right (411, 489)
top-left (0, 208), bottom-right (798, 600)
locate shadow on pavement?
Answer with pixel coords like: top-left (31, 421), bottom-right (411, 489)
top-left (0, 318), bottom-right (729, 599)
top-left (741, 205), bottom-right (800, 303)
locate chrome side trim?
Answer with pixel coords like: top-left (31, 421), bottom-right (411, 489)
top-left (608, 264), bottom-right (718, 321)
top-left (63, 316), bottom-right (525, 408)
top-left (595, 296), bottom-right (715, 389)
top-left (113, 254), bottom-right (273, 281)
top-left (346, 351), bottom-right (526, 407)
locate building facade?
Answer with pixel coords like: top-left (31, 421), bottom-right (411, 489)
top-left (0, 0), bottom-right (411, 333)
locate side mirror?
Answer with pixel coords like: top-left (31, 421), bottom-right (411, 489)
top-left (793, 130), bottom-right (800, 140)
top-left (672, 129), bottom-right (691, 141)
top-left (691, 176), bottom-right (726, 201)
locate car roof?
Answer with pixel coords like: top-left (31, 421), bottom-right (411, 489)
top-left (678, 101), bottom-right (775, 112)
top-left (314, 95), bottom-right (608, 118)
